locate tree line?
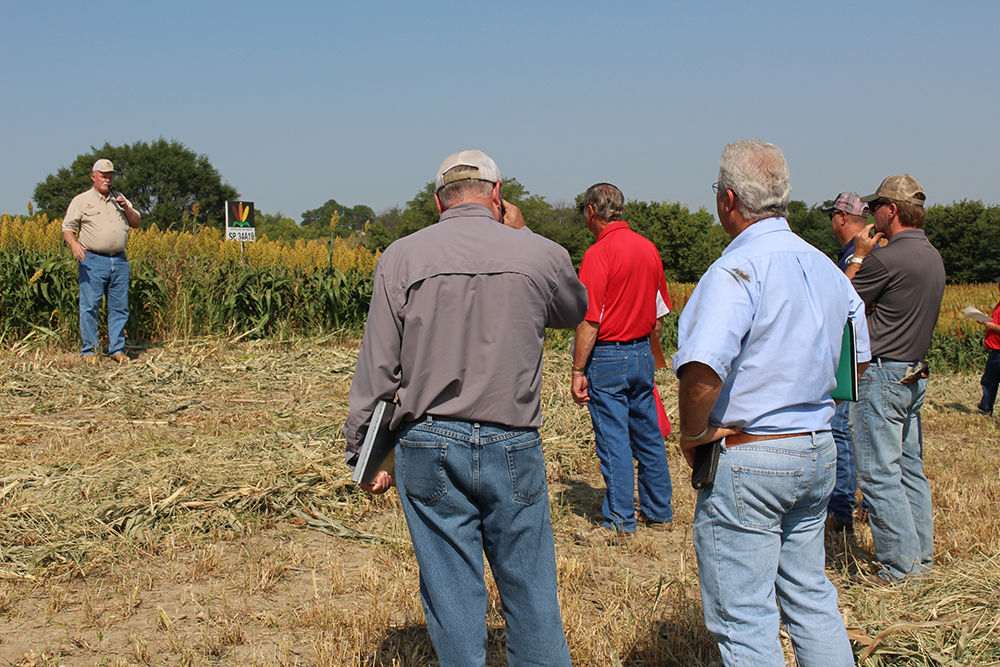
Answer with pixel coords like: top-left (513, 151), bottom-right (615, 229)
top-left (27, 140), bottom-right (1000, 284)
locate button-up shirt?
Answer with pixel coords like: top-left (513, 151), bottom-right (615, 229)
top-left (673, 217), bottom-right (870, 433)
top-left (343, 203), bottom-right (588, 462)
top-left (62, 187), bottom-right (135, 254)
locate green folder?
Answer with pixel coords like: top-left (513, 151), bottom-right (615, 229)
top-left (832, 319), bottom-right (858, 402)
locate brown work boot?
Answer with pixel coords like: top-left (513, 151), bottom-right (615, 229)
top-left (638, 512), bottom-right (673, 531)
top-left (574, 525), bottom-right (634, 546)
top-left (112, 353), bottom-right (129, 364)
top-left (84, 354), bottom-right (98, 366)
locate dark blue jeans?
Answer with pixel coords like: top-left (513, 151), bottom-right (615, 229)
top-left (978, 349), bottom-right (1000, 414)
top-left (827, 401), bottom-right (856, 524)
top-left (585, 339), bottom-right (673, 532)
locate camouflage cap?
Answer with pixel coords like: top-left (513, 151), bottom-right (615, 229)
top-left (861, 174), bottom-right (926, 207)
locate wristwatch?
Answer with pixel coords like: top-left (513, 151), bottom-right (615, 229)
top-left (847, 256), bottom-right (864, 265)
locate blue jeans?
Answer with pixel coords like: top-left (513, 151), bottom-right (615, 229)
top-left (978, 349), bottom-right (1000, 414)
top-left (828, 401), bottom-right (856, 524)
top-left (79, 251), bottom-right (130, 357)
top-left (694, 433), bottom-right (853, 667)
top-left (585, 339), bottom-right (673, 532)
top-left (850, 362), bottom-right (933, 580)
top-left (396, 419), bottom-right (571, 667)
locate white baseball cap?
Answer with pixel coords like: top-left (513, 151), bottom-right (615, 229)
top-left (434, 150), bottom-right (500, 191)
top-left (92, 159), bottom-right (117, 173)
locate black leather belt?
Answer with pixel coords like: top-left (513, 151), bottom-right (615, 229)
top-left (88, 250), bottom-right (124, 258)
top-left (595, 336), bottom-right (649, 347)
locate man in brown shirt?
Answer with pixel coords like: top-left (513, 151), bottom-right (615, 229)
top-left (61, 159), bottom-right (141, 365)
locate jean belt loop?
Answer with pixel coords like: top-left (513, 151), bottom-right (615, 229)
top-left (425, 415), bottom-right (433, 423)
top-left (876, 357), bottom-right (883, 369)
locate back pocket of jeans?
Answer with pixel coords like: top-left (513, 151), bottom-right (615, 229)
top-left (506, 437), bottom-right (546, 505)
top-left (733, 466), bottom-right (803, 530)
top-left (589, 355), bottom-right (628, 393)
top-left (399, 439), bottom-right (448, 504)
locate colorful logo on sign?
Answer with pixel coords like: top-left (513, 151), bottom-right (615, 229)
top-left (231, 202), bottom-right (253, 227)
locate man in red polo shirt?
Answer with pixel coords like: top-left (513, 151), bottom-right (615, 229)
top-left (977, 278), bottom-right (1000, 415)
top-left (571, 183), bottom-right (674, 540)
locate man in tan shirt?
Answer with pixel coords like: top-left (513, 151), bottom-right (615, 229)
top-left (61, 159), bottom-right (141, 365)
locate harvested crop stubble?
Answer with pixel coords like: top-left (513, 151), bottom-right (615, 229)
top-left (0, 339), bottom-right (998, 665)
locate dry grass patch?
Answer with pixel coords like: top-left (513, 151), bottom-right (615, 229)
top-left (1, 339), bottom-right (999, 665)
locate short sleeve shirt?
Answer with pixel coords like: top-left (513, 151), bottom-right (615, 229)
top-left (62, 188), bottom-right (134, 254)
top-left (672, 218), bottom-right (870, 433)
top-left (578, 221), bottom-right (669, 341)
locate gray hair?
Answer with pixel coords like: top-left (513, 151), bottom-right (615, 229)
top-left (436, 171), bottom-right (496, 210)
top-left (582, 183), bottom-right (625, 222)
top-left (718, 140), bottom-right (791, 221)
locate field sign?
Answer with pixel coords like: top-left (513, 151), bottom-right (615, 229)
top-left (226, 201), bottom-right (256, 242)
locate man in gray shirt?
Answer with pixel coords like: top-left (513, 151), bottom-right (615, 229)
top-left (344, 150), bottom-right (586, 666)
top-left (847, 174), bottom-right (945, 584)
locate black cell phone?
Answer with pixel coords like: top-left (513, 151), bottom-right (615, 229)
top-left (498, 183), bottom-right (505, 224)
top-left (691, 439), bottom-right (722, 490)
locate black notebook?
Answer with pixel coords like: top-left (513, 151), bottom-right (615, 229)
top-left (352, 400), bottom-right (397, 485)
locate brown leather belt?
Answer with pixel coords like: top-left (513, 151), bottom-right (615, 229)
top-left (724, 431), bottom-right (828, 446)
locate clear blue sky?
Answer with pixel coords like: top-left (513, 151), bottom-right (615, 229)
top-left (4, 1), bottom-right (998, 222)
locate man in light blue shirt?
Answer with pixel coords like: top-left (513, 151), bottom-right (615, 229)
top-left (673, 140), bottom-right (870, 667)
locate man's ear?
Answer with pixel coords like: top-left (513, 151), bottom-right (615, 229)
top-left (434, 192), bottom-right (444, 215)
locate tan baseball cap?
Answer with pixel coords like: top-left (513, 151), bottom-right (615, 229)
top-left (435, 150), bottom-right (501, 191)
top-left (861, 174), bottom-right (925, 207)
top-left (92, 159), bottom-right (117, 173)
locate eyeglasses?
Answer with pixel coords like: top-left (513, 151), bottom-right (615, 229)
top-left (712, 182), bottom-right (720, 195)
top-left (868, 200), bottom-right (885, 214)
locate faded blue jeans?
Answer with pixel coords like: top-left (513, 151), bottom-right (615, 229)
top-left (585, 339), bottom-right (673, 532)
top-left (79, 251), bottom-right (130, 357)
top-left (694, 432), bottom-right (853, 667)
top-left (396, 418), bottom-right (571, 667)
top-left (850, 362), bottom-right (933, 580)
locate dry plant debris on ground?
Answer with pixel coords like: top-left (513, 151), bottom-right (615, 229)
top-left (1, 338), bottom-right (998, 666)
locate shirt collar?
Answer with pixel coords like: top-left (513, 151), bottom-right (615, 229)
top-left (439, 202), bottom-right (497, 223)
top-left (595, 220), bottom-right (630, 242)
top-left (722, 217), bottom-right (790, 255)
top-left (887, 227), bottom-right (928, 244)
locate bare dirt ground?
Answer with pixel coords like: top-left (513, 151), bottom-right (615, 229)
top-left (1, 339), bottom-right (997, 666)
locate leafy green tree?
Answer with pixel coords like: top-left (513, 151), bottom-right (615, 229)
top-left (363, 221), bottom-right (397, 253)
top-left (530, 202), bottom-right (591, 267)
top-left (33, 138), bottom-right (238, 229)
top-left (396, 183), bottom-right (440, 238)
top-left (256, 212), bottom-right (301, 242)
top-left (786, 200), bottom-right (840, 261)
top-left (925, 200), bottom-right (1000, 284)
top-left (301, 199), bottom-right (375, 234)
top-left (625, 201), bottom-right (728, 282)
